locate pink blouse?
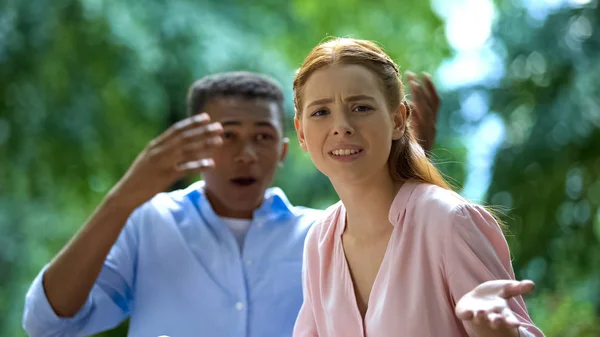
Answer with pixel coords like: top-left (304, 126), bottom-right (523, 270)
top-left (293, 181), bottom-right (545, 337)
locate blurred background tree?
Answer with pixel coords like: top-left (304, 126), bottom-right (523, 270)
top-left (0, 0), bottom-right (598, 336)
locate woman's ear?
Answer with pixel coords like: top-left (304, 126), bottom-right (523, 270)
top-left (392, 103), bottom-right (407, 140)
top-left (294, 118), bottom-right (308, 152)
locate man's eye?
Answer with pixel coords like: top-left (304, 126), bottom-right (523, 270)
top-left (222, 132), bottom-right (236, 139)
top-left (256, 133), bottom-right (275, 141)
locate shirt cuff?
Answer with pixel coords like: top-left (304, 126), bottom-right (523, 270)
top-left (517, 326), bottom-right (535, 337)
top-left (23, 265), bottom-right (93, 331)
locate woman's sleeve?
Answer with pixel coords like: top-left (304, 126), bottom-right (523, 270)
top-left (293, 226), bottom-right (320, 337)
top-left (444, 204), bottom-right (545, 337)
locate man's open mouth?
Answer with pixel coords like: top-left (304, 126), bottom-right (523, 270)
top-left (230, 177), bottom-right (258, 186)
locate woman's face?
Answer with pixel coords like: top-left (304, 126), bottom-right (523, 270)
top-left (295, 64), bottom-right (405, 185)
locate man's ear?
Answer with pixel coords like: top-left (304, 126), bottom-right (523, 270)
top-left (391, 104), bottom-right (406, 140)
top-left (279, 137), bottom-right (289, 164)
top-left (294, 118), bottom-right (308, 152)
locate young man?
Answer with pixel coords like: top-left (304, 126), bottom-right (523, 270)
top-left (22, 71), bottom-right (439, 337)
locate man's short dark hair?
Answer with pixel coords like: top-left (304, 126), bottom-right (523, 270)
top-left (186, 71), bottom-right (286, 132)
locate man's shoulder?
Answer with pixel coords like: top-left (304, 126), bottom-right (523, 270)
top-left (288, 205), bottom-right (326, 221)
top-left (264, 186), bottom-right (326, 221)
top-left (152, 180), bottom-right (205, 207)
top-left (126, 181), bottom-right (204, 225)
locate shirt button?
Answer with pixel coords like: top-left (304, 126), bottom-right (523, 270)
top-left (256, 221), bottom-right (264, 228)
top-left (235, 301), bottom-right (244, 311)
top-left (246, 259), bottom-right (253, 265)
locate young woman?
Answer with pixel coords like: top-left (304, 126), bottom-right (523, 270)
top-left (292, 38), bottom-right (545, 337)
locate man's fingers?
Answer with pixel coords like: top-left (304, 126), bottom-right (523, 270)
top-left (407, 72), bottom-right (440, 121)
top-left (177, 135), bottom-right (222, 163)
top-left (180, 140), bottom-right (221, 165)
top-left (151, 132), bottom-right (222, 173)
top-left (153, 113), bottom-right (212, 147)
top-left (162, 123), bottom-right (223, 154)
top-left (410, 80), bottom-right (436, 114)
top-left (407, 71), bottom-right (438, 103)
top-left (180, 122), bottom-right (223, 139)
top-left (176, 158), bottom-right (215, 172)
top-left (177, 123), bottom-right (223, 150)
top-left (406, 101), bottom-right (418, 120)
top-left (182, 136), bottom-right (222, 153)
top-left (422, 72), bottom-right (441, 106)
top-left (174, 112), bottom-right (211, 129)
top-left (412, 81), bottom-right (439, 119)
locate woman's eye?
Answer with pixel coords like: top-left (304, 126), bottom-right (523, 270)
top-left (311, 109), bottom-right (328, 117)
top-left (353, 105), bottom-right (372, 112)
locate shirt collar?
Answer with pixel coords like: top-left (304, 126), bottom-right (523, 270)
top-left (186, 180), bottom-right (296, 223)
top-left (388, 179), bottom-right (420, 226)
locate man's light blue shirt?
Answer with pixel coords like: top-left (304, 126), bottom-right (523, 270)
top-left (23, 181), bottom-right (322, 337)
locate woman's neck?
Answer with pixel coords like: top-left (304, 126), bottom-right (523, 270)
top-left (332, 169), bottom-right (403, 240)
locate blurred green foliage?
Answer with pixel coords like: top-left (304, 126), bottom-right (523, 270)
top-left (485, 4), bottom-right (600, 335)
top-left (1, 0), bottom-right (598, 336)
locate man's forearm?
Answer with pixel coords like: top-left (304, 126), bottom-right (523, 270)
top-left (42, 192), bottom-right (135, 317)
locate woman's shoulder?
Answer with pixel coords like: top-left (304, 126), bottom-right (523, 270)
top-left (401, 181), bottom-right (499, 233)
top-left (411, 182), bottom-right (471, 213)
top-left (391, 180), bottom-right (471, 223)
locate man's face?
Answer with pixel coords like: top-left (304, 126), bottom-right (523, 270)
top-left (201, 97), bottom-right (288, 218)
